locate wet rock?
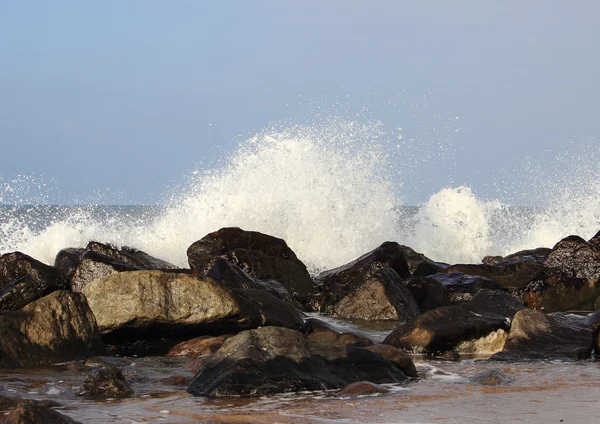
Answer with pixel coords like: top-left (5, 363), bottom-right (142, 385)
top-left (427, 272), bottom-right (501, 304)
top-left (590, 230), bottom-right (600, 246)
top-left (85, 241), bottom-right (176, 270)
top-left (187, 326), bottom-right (407, 397)
top-left (519, 275), bottom-right (600, 312)
top-left (337, 381), bottom-right (389, 396)
top-left (328, 267), bottom-right (420, 321)
top-left (168, 335), bottom-right (230, 358)
top-left (304, 318), bottom-right (373, 361)
top-left (2, 404), bottom-right (81, 424)
top-left (76, 365), bottom-right (133, 399)
top-left (439, 350), bottom-right (461, 361)
top-left (205, 258), bottom-right (293, 303)
top-left (187, 227), bottom-right (314, 306)
top-left (544, 235), bottom-right (600, 280)
top-left (54, 248), bottom-right (85, 281)
top-left (363, 344), bottom-right (418, 378)
top-left (0, 290), bottom-right (104, 367)
top-left (70, 251), bottom-right (142, 293)
top-left (0, 276), bottom-right (47, 314)
top-left (82, 270), bottom-right (304, 342)
top-left (0, 252), bottom-right (67, 309)
top-left (448, 251), bottom-right (546, 291)
top-left (469, 369), bottom-right (513, 386)
top-left (405, 276), bottom-right (446, 311)
top-left (491, 309), bottom-right (593, 361)
top-left (584, 309), bottom-right (600, 355)
top-left (455, 329), bottom-right (508, 356)
top-left (384, 289), bottom-right (524, 355)
top-left (0, 397), bottom-right (61, 413)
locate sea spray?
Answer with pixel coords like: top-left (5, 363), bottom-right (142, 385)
top-left (1, 122), bottom-right (599, 271)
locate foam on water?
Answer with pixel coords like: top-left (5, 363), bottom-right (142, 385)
top-left (1, 120), bottom-right (599, 270)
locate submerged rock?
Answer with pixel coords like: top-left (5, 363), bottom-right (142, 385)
top-left (491, 309), bottom-right (593, 361)
top-left (76, 365), bottom-right (133, 399)
top-left (187, 227), bottom-right (314, 306)
top-left (469, 369), bottom-right (513, 386)
top-left (0, 291), bottom-right (104, 367)
top-left (187, 326), bottom-right (408, 397)
top-left (167, 335), bottom-right (231, 358)
top-left (383, 289), bottom-right (523, 355)
top-left (337, 381), bottom-right (389, 396)
top-left (82, 270), bottom-right (304, 342)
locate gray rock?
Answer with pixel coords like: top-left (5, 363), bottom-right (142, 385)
top-left (469, 369), bottom-right (513, 386)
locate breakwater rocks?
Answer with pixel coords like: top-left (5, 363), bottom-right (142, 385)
top-left (1, 226), bottom-right (600, 416)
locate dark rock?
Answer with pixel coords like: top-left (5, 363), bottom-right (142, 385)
top-left (76, 365), bottom-right (133, 399)
top-left (81, 270), bottom-right (304, 342)
top-left (482, 255), bottom-right (503, 265)
top-left (337, 381), bottom-right (389, 396)
top-left (0, 290), bottom-right (104, 367)
top-left (491, 309), bottom-right (593, 361)
top-left (205, 258), bottom-right (294, 304)
top-left (2, 404), bottom-right (81, 424)
top-left (396, 245), bottom-right (449, 276)
top-left (363, 344), bottom-right (418, 378)
top-left (590, 230), bottom-right (600, 246)
top-left (304, 318), bottom-right (374, 361)
top-left (584, 309), bottom-right (600, 355)
top-left (0, 397), bottom-right (61, 413)
top-left (187, 227), bottom-right (314, 306)
top-left (70, 251), bottom-right (142, 293)
top-left (0, 252), bottom-right (67, 307)
top-left (384, 289), bottom-right (524, 355)
top-left (519, 275), bottom-right (600, 312)
top-left (327, 267), bottom-right (420, 321)
top-left (405, 276), bottom-right (447, 311)
top-left (440, 350), bottom-right (461, 362)
top-left (187, 326), bottom-right (407, 397)
top-left (469, 369), bottom-right (513, 386)
top-left (0, 276), bottom-right (48, 314)
top-left (448, 251), bottom-right (546, 291)
top-left (427, 272), bottom-right (501, 303)
top-left (167, 335), bottom-right (231, 358)
top-left (85, 241), bottom-right (176, 270)
top-left (544, 235), bottom-right (600, 280)
top-left (54, 248), bottom-right (85, 281)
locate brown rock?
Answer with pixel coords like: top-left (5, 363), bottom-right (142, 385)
top-left (363, 344), bottom-right (418, 378)
top-left (337, 381), bottom-right (389, 396)
top-left (167, 335), bottom-right (230, 358)
top-left (3, 404), bottom-right (81, 424)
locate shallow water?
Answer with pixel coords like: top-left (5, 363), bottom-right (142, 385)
top-left (2, 314), bottom-right (600, 424)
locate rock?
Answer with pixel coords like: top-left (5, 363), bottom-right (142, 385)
top-left (167, 335), bottom-right (231, 358)
top-left (0, 397), bottom-right (61, 413)
top-left (328, 267), bottom-right (420, 321)
top-left (584, 309), bottom-right (600, 355)
top-left (85, 241), bottom-right (176, 270)
top-left (0, 276), bottom-right (47, 314)
top-left (54, 248), bottom-right (85, 281)
top-left (544, 235), bottom-right (600, 280)
top-left (439, 350), bottom-right (461, 361)
top-left (304, 318), bottom-right (373, 361)
top-left (384, 289), bottom-right (524, 355)
top-left (2, 404), bottom-right (81, 424)
top-left (427, 272), bottom-right (501, 304)
top-left (519, 275), bottom-right (600, 312)
top-left (205, 258), bottom-right (294, 304)
top-left (187, 227), bottom-right (314, 306)
top-left (455, 329), bottom-right (508, 356)
top-left (405, 276), bottom-right (446, 311)
top-left (0, 252), bottom-right (67, 307)
top-left (590, 230), bottom-right (600, 246)
top-left (81, 270), bottom-right (304, 342)
top-left (447, 252), bottom-right (546, 291)
top-left (70, 251), bottom-right (142, 292)
top-left (187, 326), bottom-right (407, 397)
top-left (0, 290), bottom-right (104, 367)
top-left (491, 309), bottom-right (593, 361)
top-left (363, 344), bottom-right (418, 378)
top-left (396, 245), bottom-right (449, 276)
top-left (469, 369), bottom-right (513, 386)
top-left (75, 365), bottom-right (133, 399)
top-left (337, 381), bottom-right (389, 396)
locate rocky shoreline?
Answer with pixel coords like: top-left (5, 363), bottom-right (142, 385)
top-left (1, 227), bottom-right (599, 423)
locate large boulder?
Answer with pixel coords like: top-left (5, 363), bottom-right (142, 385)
top-left (405, 276), bottom-right (447, 311)
top-left (425, 272), bottom-right (501, 304)
top-left (447, 260), bottom-right (545, 291)
top-left (0, 291), bottom-right (104, 367)
top-left (187, 228), bottom-right (314, 306)
top-left (53, 248), bottom-right (85, 281)
top-left (519, 275), bottom-right (600, 312)
top-left (383, 289), bottom-right (524, 355)
top-left (544, 235), bottom-right (600, 280)
top-left (81, 270), bottom-right (304, 342)
top-left (491, 308), bottom-right (593, 361)
top-left (187, 326), bottom-right (408, 397)
top-left (326, 267), bottom-right (420, 321)
top-left (0, 252), bottom-right (67, 310)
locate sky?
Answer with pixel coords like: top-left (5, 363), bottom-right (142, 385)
top-left (1, 1), bottom-right (599, 205)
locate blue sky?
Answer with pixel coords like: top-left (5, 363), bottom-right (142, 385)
top-left (1, 1), bottom-right (599, 204)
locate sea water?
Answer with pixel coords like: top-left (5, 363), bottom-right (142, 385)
top-left (1, 119), bottom-right (598, 271)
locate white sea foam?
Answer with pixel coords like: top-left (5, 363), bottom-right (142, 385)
top-left (1, 120), bottom-right (599, 270)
